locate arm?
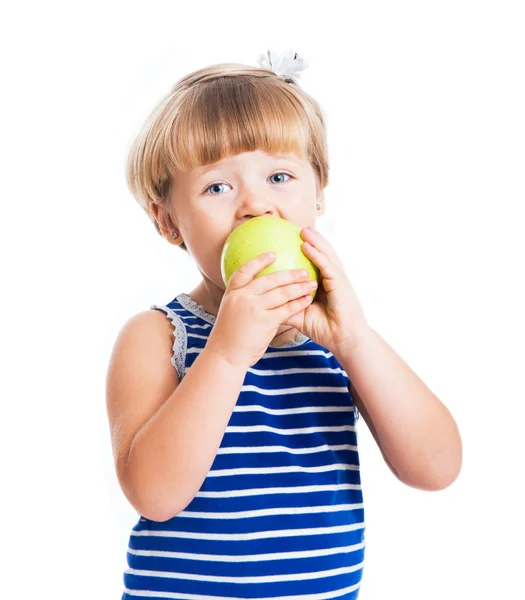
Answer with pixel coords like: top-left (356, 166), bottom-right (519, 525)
top-left (126, 345), bottom-right (247, 521)
top-left (106, 311), bottom-right (247, 523)
top-left (349, 381), bottom-right (401, 480)
top-left (336, 327), bottom-right (462, 491)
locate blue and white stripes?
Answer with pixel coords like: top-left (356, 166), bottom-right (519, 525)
top-left (122, 293), bottom-right (365, 599)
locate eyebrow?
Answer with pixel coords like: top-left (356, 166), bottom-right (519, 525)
top-left (195, 164), bottom-right (222, 177)
top-left (268, 153), bottom-right (301, 164)
top-left (195, 155), bottom-right (300, 179)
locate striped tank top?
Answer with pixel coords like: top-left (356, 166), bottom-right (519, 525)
top-left (122, 292), bottom-right (366, 599)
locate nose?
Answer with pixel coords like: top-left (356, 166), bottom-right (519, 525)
top-left (237, 186), bottom-right (276, 219)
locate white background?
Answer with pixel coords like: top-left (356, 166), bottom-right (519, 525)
top-left (1, 1), bottom-right (524, 598)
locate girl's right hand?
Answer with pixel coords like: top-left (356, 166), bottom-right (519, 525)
top-left (206, 252), bottom-right (317, 369)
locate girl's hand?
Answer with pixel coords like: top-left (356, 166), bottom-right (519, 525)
top-left (207, 252), bottom-right (316, 370)
top-left (286, 226), bottom-right (371, 354)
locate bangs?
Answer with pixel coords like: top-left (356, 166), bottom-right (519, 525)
top-left (166, 78), bottom-right (310, 173)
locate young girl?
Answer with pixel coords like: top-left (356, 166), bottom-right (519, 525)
top-left (106, 49), bottom-right (462, 600)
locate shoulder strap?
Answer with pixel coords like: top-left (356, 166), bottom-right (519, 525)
top-left (150, 304), bottom-right (187, 381)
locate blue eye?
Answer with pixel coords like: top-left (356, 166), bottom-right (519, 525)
top-left (204, 172), bottom-right (292, 195)
top-left (269, 172), bottom-right (291, 184)
top-left (206, 182), bottom-right (231, 195)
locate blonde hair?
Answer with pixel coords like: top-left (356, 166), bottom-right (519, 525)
top-left (126, 62), bottom-right (330, 252)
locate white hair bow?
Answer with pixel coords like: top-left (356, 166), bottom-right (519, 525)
top-left (256, 49), bottom-right (308, 80)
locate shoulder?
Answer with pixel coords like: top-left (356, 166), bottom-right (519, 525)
top-left (123, 307), bottom-right (177, 339)
top-left (109, 309), bottom-right (178, 371)
top-left (105, 309), bottom-right (181, 427)
top-left (147, 306), bottom-right (179, 340)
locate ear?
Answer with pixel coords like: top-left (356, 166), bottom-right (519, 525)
top-left (150, 201), bottom-right (182, 245)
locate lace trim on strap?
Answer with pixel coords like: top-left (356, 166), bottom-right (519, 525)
top-left (150, 304), bottom-right (187, 381)
top-left (176, 293), bottom-right (216, 325)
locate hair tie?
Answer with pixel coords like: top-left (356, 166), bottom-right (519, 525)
top-left (256, 49), bottom-right (308, 81)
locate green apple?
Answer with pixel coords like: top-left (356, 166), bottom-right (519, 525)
top-left (220, 216), bottom-right (320, 299)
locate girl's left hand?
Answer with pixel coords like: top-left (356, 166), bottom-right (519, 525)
top-left (287, 226), bottom-right (371, 354)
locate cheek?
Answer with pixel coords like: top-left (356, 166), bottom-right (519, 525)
top-left (187, 231), bottom-right (227, 286)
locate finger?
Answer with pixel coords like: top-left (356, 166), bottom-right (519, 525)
top-left (301, 227), bottom-right (345, 272)
top-left (276, 291), bottom-right (314, 322)
top-left (264, 279), bottom-right (318, 309)
top-left (228, 252), bottom-right (277, 289)
top-left (302, 240), bottom-right (339, 283)
top-left (250, 266), bottom-right (310, 294)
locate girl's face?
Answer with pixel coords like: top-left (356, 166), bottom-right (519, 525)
top-left (164, 149), bottom-right (324, 298)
